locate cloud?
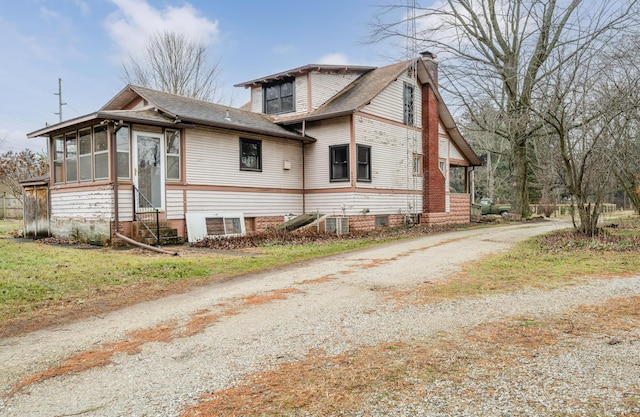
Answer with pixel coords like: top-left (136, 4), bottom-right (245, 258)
top-left (73, 0), bottom-right (90, 15)
top-left (105, 0), bottom-right (219, 60)
top-left (318, 53), bottom-right (350, 65)
top-left (0, 129), bottom-right (47, 153)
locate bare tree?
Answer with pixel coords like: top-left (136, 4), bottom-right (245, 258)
top-left (122, 31), bottom-right (222, 102)
top-left (605, 37), bottom-right (640, 215)
top-left (535, 40), bottom-right (634, 235)
top-left (0, 150), bottom-right (49, 203)
top-left (370, 0), bottom-right (638, 218)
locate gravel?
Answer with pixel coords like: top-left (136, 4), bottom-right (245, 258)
top-left (1, 219), bottom-right (639, 416)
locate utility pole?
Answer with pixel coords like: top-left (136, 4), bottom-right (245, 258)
top-left (54, 78), bottom-right (67, 122)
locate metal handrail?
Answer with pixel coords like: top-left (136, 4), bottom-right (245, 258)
top-left (133, 185), bottom-right (160, 245)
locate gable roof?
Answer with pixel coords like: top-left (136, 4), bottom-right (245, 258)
top-left (270, 59), bottom-right (482, 166)
top-left (29, 85), bottom-right (314, 143)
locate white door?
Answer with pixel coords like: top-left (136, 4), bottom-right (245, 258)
top-left (134, 132), bottom-right (164, 210)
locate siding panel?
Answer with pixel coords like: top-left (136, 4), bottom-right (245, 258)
top-left (310, 72), bottom-right (361, 110)
top-left (185, 127), bottom-right (303, 189)
top-left (166, 189), bottom-right (185, 219)
top-left (305, 192), bottom-right (422, 217)
top-left (51, 189), bottom-right (113, 219)
top-left (187, 190), bottom-right (303, 217)
top-left (355, 115), bottom-right (423, 191)
top-left (303, 117), bottom-right (352, 190)
top-left (360, 72), bottom-right (423, 128)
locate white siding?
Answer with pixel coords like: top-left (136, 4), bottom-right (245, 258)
top-left (303, 117), bottom-right (352, 190)
top-left (295, 74), bottom-right (308, 114)
top-left (118, 189), bottom-right (134, 221)
top-left (355, 115), bottom-right (423, 191)
top-left (310, 72), bottom-right (361, 110)
top-left (450, 143), bottom-right (464, 160)
top-left (360, 72), bottom-right (423, 128)
top-left (305, 192), bottom-right (422, 217)
top-left (51, 189), bottom-right (113, 219)
top-left (187, 190), bottom-right (303, 217)
top-left (166, 189), bottom-right (185, 219)
top-left (250, 86), bottom-right (262, 113)
top-left (185, 127), bottom-right (303, 189)
top-left (439, 137), bottom-right (449, 159)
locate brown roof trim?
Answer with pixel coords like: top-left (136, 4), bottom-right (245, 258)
top-left (235, 64), bottom-right (376, 87)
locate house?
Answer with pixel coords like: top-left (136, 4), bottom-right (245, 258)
top-left (26, 52), bottom-right (481, 245)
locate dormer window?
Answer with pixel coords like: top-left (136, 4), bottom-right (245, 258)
top-left (264, 78), bottom-right (294, 114)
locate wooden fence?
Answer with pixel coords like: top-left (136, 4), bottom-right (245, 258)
top-left (0, 195), bottom-right (22, 219)
top-left (530, 203), bottom-right (618, 217)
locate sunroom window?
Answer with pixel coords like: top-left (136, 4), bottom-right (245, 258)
top-left (78, 129), bottom-right (92, 181)
top-left (93, 125), bottom-right (109, 180)
top-left (64, 132), bottom-right (78, 183)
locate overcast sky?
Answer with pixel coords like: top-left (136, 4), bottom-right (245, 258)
top-left (0, 0), bottom-right (411, 153)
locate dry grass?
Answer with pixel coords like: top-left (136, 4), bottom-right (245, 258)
top-left (181, 295), bottom-right (640, 416)
top-left (6, 287), bottom-right (304, 398)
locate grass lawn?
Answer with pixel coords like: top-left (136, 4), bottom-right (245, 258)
top-left (2, 216), bottom-right (639, 337)
top-left (0, 220), bottom-right (435, 336)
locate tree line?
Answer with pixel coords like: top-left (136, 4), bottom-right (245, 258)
top-left (371, 0), bottom-right (640, 235)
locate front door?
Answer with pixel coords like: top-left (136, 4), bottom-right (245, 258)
top-left (134, 132), bottom-right (164, 210)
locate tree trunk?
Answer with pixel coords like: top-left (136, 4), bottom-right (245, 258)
top-left (511, 139), bottom-right (530, 219)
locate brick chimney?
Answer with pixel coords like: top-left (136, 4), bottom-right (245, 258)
top-left (420, 51), bottom-right (438, 87)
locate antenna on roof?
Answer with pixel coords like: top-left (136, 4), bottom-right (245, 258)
top-left (53, 78), bottom-right (67, 122)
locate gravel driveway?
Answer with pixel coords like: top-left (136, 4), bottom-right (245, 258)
top-left (1, 219), bottom-right (639, 416)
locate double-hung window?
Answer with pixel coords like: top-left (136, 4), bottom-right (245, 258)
top-left (93, 125), bottom-right (109, 180)
top-left (264, 78), bottom-right (294, 114)
top-left (65, 132), bottom-right (78, 182)
top-left (165, 129), bottom-right (180, 181)
top-left (356, 144), bottom-right (371, 182)
top-left (330, 145), bottom-right (349, 182)
top-left (116, 125), bottom-right (130, 179)
top-left (53, 136), bottom-right (65, 184)
top-left (78, 129), bottom-right (92, 181)
top-left (240, 138), bottom-right (262, 171)
top-left (403, 82), bottom-right (415, 126)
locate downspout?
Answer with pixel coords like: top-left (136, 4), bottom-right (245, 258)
top-left (110, 121), bottom-right (177, 256)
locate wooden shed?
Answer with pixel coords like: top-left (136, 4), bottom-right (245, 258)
top-left (20, 175), bottom-right (50, 238)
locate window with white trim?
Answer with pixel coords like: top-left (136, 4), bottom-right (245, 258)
top-left (165, 129), bottom-right (180, 181)
top-left (78, 129), bottom-right (92, 181)
top-left (65, 132), bottom-right (78, 183)
top-left (93, 125), bottom-right (109, 180)
top-left (116, 125), bottom-right (130, 179)
top-left (53, 136), bottom-right (65, 184)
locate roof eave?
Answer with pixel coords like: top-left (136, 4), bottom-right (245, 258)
top-left (235, 64), bottom-right (377, 88)
top-left (178, 115), bottom-right (316, 143)
top-left (27, 113), bottom-right (100, 138)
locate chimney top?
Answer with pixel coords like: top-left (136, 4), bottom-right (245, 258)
top-left (420, 51), bottom-right (437, 59)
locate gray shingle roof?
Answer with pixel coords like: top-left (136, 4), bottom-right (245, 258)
top-left (122, 86), bottom-right (311, 141)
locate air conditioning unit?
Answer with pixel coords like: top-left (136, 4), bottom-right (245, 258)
top-left (325, 217), bottom-right (349, 235)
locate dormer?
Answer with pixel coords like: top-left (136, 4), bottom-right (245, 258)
top-left (235, 64), bottom-right (376, 119)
